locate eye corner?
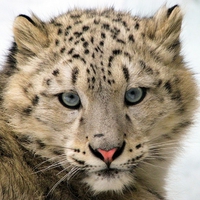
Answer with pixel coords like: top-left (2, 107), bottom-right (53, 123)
top-left (125, 87), bottom-right (146, 106)
top-left (58, 92), bottom-right (81, 109)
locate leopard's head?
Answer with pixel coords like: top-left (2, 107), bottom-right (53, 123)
top-left (2, 6), bottom-right (197, 194)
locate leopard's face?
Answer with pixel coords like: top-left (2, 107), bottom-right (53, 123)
top-left (2, 7), bottom-right (197, 193)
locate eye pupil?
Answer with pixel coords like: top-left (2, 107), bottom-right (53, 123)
top-left (125, 88), bottom-right (146, 105)
top-left (59, 92), bottom-right (81, 109)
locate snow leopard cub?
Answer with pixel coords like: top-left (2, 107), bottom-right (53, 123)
top-left (0, 5), bottom-right (198, 200)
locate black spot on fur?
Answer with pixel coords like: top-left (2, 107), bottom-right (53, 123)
top-left (74, 40), bottom-right (80, 45)
top-left (139, 60), bottom-right (146, 69)
top-left (69, 37), bottom-right (74, 41)
top-left (101, 32), bottom-right (106, 39)
top-left (171, 90), bottom-right (182, 101)
top-left (168, 40), bottom-right (180, 51)
top-left (135, 22), bottom-right (140, 30)
top-left (74, 32), bottom-right (82, 38)
top-left (32, 95), bottom-right (39, 106)
top-left (82, 26), bottom-right (90, 32)
top-left (66, 25), bottom-right (72, 30)
top-left (145, 67), bottom-right (153, 75)
top-left (6, 42), bottom-right (18, 70)
top-left (46, 79), bottom-right (51, 86)
top-left (107, 80), bottom-right (111, 85)
top-left (80, 117), bottom-right (84, 123)
top-left (136, 155), bottom-right (143, 160)
top-left (55, 39), bottom-right (59, 46)
top-left (102, 23), bottom-right (110, 30)
top-left (84, 49), bottom-right (89, 54)
top-left (83, 41), bottom-right (89, 48)
top-left (73, 159), bottom-right (85, 165)
top-left (70, 14), bottom-right (81, 19)
top-left (74, 20), bottom-right (82, 25)
top-left (60, 47), bottom-right (66, 54)
top-left (65, 30), bottom-right (69, 36)
top-left (99, 41), bottom-right (104, 46)
top-left (112, 17), bottom-right (122, 22)
top-left (91, 37), bottom-right (94, 44)
top-left (157, 79), bottom-right (162, 87)
top-left (92, 77), bottom-right (95, 83)
top-left (72, 54), bottom-right (80, 59)
top-left (37, 140), bottom-right (46, 149)
top-left (52, 69), bottom-right (60, 76)
top-left (57, 28), bottom-right (63, 35)
top-left (124, 52), bottom-right (131, 61)
top-left (23, 106), bottom-right (33, 115)
top-left (135, 144), bottom-right (142, 149)
top-left (128, 34), bottom-right (135, 42)
top-left (164, 81), bottom-right (172, 93)
top-left (122, 21), bottom-right (127, 28)
top-left (108, 56), bottom-right (114, 67)
top-left (167, 5), bottom-right (179, 17)
top-left (15, 135), bottom-right (33, 144)
top-left (125, 114), bottom-right (131, 122)
top-left (122, 66), bottom-right (129, 82)
top-left (86, 68), bottom-right (90, 74)
top-left (72, 67), bottom-right (79, 84)
top-left (113, 49), bottom-right (122, 55)
top-left (90, 64), bottom-right (96, 74)
top-left (68, 48), bottom-right (74, 54)
top-left (116, 39), bottom-right (125, 44)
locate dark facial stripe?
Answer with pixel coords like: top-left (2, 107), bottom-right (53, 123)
top-left (122, 66), bottom-right (129, 82)
top-left (72, 67), bottom-right (79, 84)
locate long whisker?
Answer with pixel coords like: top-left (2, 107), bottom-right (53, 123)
top-left (46, 165), bottom-right (82, 197)
top-left (47, 172), bottom-right (69, 197)
top-left (34, 158), bottom-right (67, 174)
top-left (34, 154), bottom-right (65, 168)
top-left (139, 160), bottom-right (168, 170)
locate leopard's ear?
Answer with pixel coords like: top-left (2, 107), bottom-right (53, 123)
top-left (13, 14), bottom-right (49, 56)
top-left (147, 5), bottom-right (182, 53)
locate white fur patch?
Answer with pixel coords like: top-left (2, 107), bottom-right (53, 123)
top-left (83, 170), bottom-right (134, 193)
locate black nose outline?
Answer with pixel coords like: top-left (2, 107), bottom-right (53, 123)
top-left (89, 141), bottom-right (126, 167)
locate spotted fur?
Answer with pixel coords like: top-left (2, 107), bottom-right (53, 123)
top-left (0, 5), bottom-right (198, 200)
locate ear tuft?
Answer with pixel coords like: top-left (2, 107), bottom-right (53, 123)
top-left (167, 5), bottom-right (179, 17)
top-left (17, 14), bottom-right (36, 26)
top-left (13, 14), bottom-right (49, 56)
top-left (147, 5), bottom-right (183, 54)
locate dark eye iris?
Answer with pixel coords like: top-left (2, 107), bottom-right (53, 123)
top-left (58, 92), bottom-right (81, 109)
top-left (125, 88), bottom-right (146, 105)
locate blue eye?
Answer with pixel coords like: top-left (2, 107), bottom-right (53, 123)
top-left (125, 88), bottom-right (146, 105)
top-left (59, 92), bottom-right (81, 109)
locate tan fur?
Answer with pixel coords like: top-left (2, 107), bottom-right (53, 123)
top-left (0, 6), bottom-right (198, 200)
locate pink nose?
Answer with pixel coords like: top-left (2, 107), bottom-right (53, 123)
top-left (97, 148), bottom-right (117, 163)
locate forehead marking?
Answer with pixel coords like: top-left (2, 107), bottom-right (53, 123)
top-left (72, 67), bottom-right (79, 84)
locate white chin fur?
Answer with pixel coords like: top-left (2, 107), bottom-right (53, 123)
top-left (83, 171), bottom-right (133, 193)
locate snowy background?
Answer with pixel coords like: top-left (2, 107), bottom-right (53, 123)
top-left (0, 0), bottom-right (199, 199)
